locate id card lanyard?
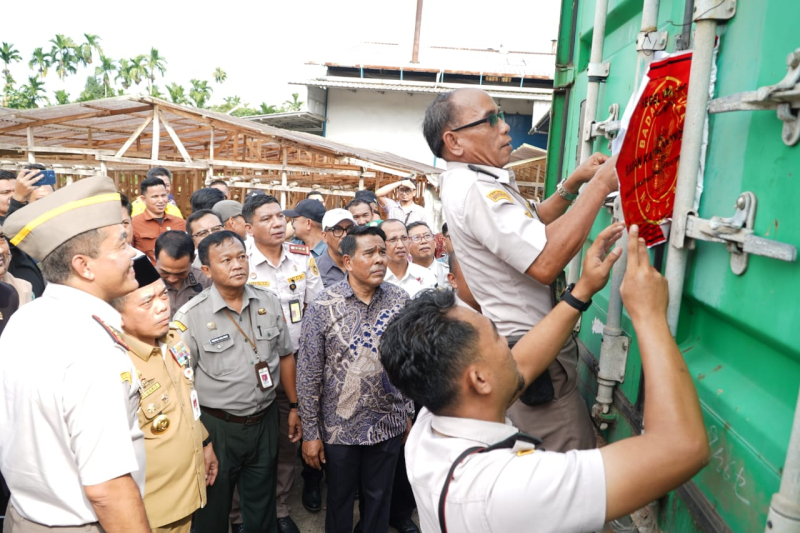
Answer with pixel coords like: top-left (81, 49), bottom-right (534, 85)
top-left (224, 308), bottom-right (274, 390)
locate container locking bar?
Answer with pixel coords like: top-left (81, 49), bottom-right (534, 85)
top-left (586, 103), bottom-right (621, 141)
top-left (708, 49), bottom-right (800, 146)
top-left (682, 192), bottom-right (797, 275)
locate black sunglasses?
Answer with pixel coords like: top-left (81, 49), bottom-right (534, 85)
top-left (451, 111), bottom-right (505, 132)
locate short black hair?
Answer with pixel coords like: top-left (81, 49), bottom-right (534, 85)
top-left (140, 176), bottom-right (166, 195)
top-left (407, 221), bottom-right (431, 233)
top-left (423, 91), bottom-right (459, 159)
top-left (346, 198), bottom-right (371, 211)
top-left (155, 230), bottom-right (195, 261)
top-left (209, 179), bottom-right (228, 188)
top-left (119, 193), bottom-right (133, 217)
top-left (186, 209), bottom-right (220, 236)
top-left (198, 230), bottom-right (245, 267)
top-left (242, 193), bottom-right (280, 224)
top-left (0, 170), bottom-right (16, 181)
top-left (190, 187), bottom-right (225, 212)
top-left (307, 191), bottom-right (324, 199)
top-left (340, 225), bottom-right (385, 257)
top-left (447, 251), bottom-right (458, 273)
top-left (146, 167), bottom-right (172, 181)
top-left (378, 219), bottom-right (407, 233)
top-left (380, 289), bottom-right (479, 414)
top-left (442, 222), bottom-right (448, 235)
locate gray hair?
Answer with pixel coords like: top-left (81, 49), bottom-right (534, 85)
top-left (40, 229), bottom-right (104, 284)
top-left (422, 91), bottom-right (459, 159)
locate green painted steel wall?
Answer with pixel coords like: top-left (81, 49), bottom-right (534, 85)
top-left (549, 0), bottom-right (800, 531)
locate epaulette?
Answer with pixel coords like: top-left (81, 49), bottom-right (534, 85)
top-left (176, 288), bottom-right (210, 315)
top-left (170, 321), bottom-right (188, 332)
top-left (92, 315), bottom-right (131, 351)
top-left (288, 243), bottom-right (310, 255)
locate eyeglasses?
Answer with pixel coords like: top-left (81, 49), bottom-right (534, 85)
top-left (398, 188), bottom-right (414, 195)
top-left (327, 225), bottom-right (352, 238)
top-left (192, 224), bottom-right (224, 239)
top-left (410, 233), bottom-right (434, 243)
top-left (451, 110), bottom-right (505, 132)
top-left (385, 236), bottom-right (410, 245)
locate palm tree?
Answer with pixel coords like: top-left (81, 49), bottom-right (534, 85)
top-left (54, 89), bottom-right (70, 105)
top-left (145, 48), bottom-right (167, 94)
top-left (167, 83), bottom-right (188, 105)
top-left (128, 55), bottom-right (148, 87)
top-left (18, 76), bottom-right (50, 108)
top-left (213, 67), bottom-right (227, 84)
top-left (28, 47), bottom-right (51, 78)
top-left (189, 79), bottom-right (212, 108)
top-left (95, 55), bottom-right (116, 98)
top-left (282, 92), bottom-right (303, 112)
top-left (150, 84), bottom-right (165, 99)
top-left (259, 102), bottom-right (279, 114)
top-left (1, 42), bottom-right (22, 87)
top-left (49, 34), bottom-right (79, 81)
top-left (115, 58), bottom-right (133, 90)
top-left (79, 33), bottom-right (103, 65)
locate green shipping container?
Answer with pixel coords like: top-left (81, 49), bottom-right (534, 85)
top-left (547, 0), bottom-right (800, 531)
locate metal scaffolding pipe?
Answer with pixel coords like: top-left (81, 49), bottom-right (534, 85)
top-left (663, 19), bottom-right (718, 335)
top-left (765, 386), bottom-right (800, 532)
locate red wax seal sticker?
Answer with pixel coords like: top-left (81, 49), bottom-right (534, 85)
top-left (617, 52), bottom-right (692, 246)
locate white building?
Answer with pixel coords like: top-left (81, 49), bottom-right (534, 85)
top-left (290, 42), bottom-right (555, 168)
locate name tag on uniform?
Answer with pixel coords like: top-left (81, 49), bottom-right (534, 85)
top-left (289, 299), bottom-right (302, 324)
top-left (255, 361), bottom-right (274, 391)
top-left (190, 389), bottom-right (201, 420)
top-left (210, 333), bottom-right (231, 344)
top-left (170, 341), bottom-right (191, 367)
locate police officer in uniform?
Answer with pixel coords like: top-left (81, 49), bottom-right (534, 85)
top-left (242, 194), bottom-right (323, 533)
top-left (113, 256), bottom-right (220, 532)
top-left (173, 230), bottom-right (301, 533)
top-left (0, 176), bottom-right (148, 532)
top-left (425, 88), bottom-right (618, 452)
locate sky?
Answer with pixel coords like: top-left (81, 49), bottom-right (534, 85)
top-left (3, 0), bottom-right (562, 108)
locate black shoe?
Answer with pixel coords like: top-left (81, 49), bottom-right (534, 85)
top-left (390, 518), bottom-right (421, 533)
top-left (231, 524), bottom-right (244, 533)
top-left (278, 516), bottom-right (300, 533)
top-left (302, 479), bottom-right (322, 513)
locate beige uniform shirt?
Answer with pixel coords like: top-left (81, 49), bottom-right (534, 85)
top-left (406, 409), bottom-right (607, 533)
top-left (166, 266), bottom-right (212, 320)
top-left (0, 284), bottom-right (145, 526)
top-left (123, 328), bottom-right (209, 528)
top-left (247, 242), bottom-right (324, 349)
top-left (1, 270), bottom-right (33, 306)
top-left (173, 283), bottom-right (292, 417)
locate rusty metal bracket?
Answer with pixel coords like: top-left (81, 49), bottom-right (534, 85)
top-left (683, 192), bottom-right (797, 275)
top-left (709, 49), bottom-right (800, 146)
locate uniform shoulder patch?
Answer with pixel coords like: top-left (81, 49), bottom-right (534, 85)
top-left (92, 315), bottom-right (131, 351)
top-left (288, 244), bottom-right (310, 255)
top-left (487, 189), bottom-right (513, 203)
top-left (309, 256), bottom-right (320, 276)
top-left (172, 320), bottom-right (188, 332)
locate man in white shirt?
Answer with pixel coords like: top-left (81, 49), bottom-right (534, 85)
top-left (407, 222), bottom-right (448, 288)
top-left (376, 179), bottom-right (427, 225)
top-left (379, 226), bottom-right (709, 533)
top-left (379, 219), bottom-right (436, 298)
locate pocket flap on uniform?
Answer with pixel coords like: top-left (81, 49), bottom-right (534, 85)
top-left (256, 326), bottom-right (281, 341)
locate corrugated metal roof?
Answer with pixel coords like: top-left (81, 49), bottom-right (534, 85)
top-left (308, 42), bottom-right (556, 80)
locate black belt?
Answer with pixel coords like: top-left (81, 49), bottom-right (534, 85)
top-left (201, 405), bottom-right (269, 426)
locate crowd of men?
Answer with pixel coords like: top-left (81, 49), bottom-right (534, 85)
top-left (0, 87), bottom-right (709, 533)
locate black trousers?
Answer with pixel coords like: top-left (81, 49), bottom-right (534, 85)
top-left (323, 435), bottom-right (403, 533)
top-left (388, 444), bottom-right (416, 524)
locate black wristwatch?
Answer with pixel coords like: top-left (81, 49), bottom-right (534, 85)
top-left (203, 436), bottom-right (212, 447)
top-left (562, 283), bottom-right (592, 312)
top-left (289, 402), bottom-right (299, 410)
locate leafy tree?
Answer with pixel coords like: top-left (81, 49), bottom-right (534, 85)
top-left (167, 82), bottom-right (189, 105)
top-left (5, 77), bottom-right (49, 109)
top-left (150, 84), bottom-right (164, 99)
top-left (146, 48), bottom-right (167, 93)
top-left (79, 33), bottom-right (103, 65)
top-left (54, 89), bottom-right (70, 105)
top-left (116, 58), bottom-right (133, 89)
top-left (129, 55), bottom-right (148, 86)
top-left (282, 92), bottom-right (303, 112)
top-left (95, 55), bottom-right (117, 97)
top-left (78, 75), bottom-right (106, 102)
top-left (28, 47), bottom-right (51, 78)
top-left (49, 34), bottom-right (79, 81)
top-left (1, 42), bottom-right (22, 106)
top-left (189, 79), bottom-right (212, 108)
top-left (213, 67), bottom-right (227, 84)
top-left (258, 102), bottom-right (280, 114)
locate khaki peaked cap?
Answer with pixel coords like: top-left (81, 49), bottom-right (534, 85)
top-left (4, 176), bottom-right (122, 261)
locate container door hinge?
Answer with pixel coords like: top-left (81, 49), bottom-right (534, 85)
top-left (587, 62), bottom-right (610, 82)
top-left (694, 0), bottom-right (736, 21)
top-left (681, 192), bottom-right (797, 275)
top-left (637, 31), bottom-right (669, 52)
top-left (585, 103), bottom-right (621, 142)
top-left (708, 49), bottom-right (800, 146)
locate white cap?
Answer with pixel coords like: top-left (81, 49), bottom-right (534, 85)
top-left (322, 208), bottom-right (355, 231)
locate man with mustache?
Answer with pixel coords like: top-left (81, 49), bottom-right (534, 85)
top-left (297, 225), bottom-right (413, 533)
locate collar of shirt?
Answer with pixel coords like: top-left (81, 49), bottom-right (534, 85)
top-left (207, 282), bottom-right (260, 314)
top-left (318, 248), bottom-right (343, 274)
top-left (141, 209), bottom-right (177, 223)
top-left (337, 275), bottom-right (387, 305)
top-left (430, 410), bottom-right (518, 447)
top-left (249, 242), bottom-right (287, 269)
top-left (121, 332), bottom-right (162, 362)
top-left (445, 161), bottom-right (513, 185)
top-left (44, 283), bottom-right (121, 329)
top-left (384, 261), bottom-right (422, 284)
top-left (311, 239), bottom-right (328, 257)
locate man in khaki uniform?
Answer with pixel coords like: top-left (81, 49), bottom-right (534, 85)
top-left (243, 194), bottom-right (323, 533)
top-left (426, 88), bottom-right (618, 452)
top-left (0, 224), bottom-right (33, 305)
top-left (173, 230), bottom-right (301, 533)
top-left (113, 256), bottom-right (219, 532)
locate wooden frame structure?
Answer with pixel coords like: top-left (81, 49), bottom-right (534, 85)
top-left (0, 96), bottom-right (439, 213)
top-left (506, 143), bottom-right (547, 202)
